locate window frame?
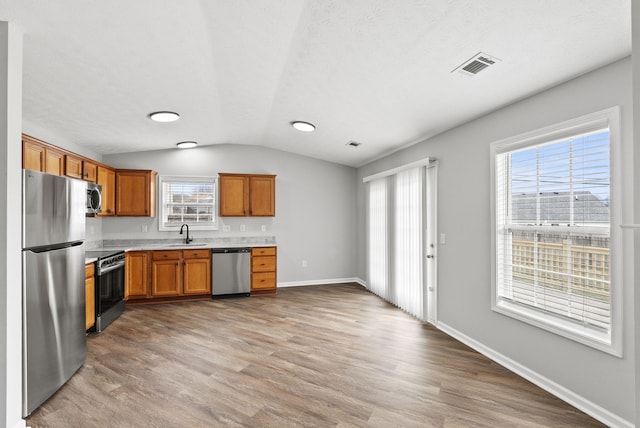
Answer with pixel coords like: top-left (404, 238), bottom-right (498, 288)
top-left (158, 175), bottom-right (219, 231)
top-left (489, 107), bottom-right (622, 357)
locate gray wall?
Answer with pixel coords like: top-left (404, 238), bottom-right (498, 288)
top-left (103, 144), bottom-right (357, 284)
top-left (356, 57), bottom-right (635, 423)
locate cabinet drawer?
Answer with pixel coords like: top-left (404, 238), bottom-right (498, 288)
top-left (252, 255), bottom-right (276, 272)
top-left (85, 262), bottom-right (95, 279)
top-left (183, 249), bottom-right (210, 259)
top-left (152, 250), bottom-right (182, 260)
top-left (252, 272), bottom-right (276, 290)
top-left (252, 247), bottom-right (276, 257)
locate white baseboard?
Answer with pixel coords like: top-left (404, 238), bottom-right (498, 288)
top-left (437, 322), bottom-right (633, 428)
top-left (278, 277), bottom-right (366, 288)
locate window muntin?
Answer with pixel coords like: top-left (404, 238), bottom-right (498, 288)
top-left (159, 176), bottom-right (218, 231)
top-left (491, 108), bottom-right (621, 356)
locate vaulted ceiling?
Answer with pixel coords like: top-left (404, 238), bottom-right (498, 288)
top-left (1, 1), bottom-right (631, 167)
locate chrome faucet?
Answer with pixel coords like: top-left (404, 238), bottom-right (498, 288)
top-left (179, 223), bottom-right (193, 244)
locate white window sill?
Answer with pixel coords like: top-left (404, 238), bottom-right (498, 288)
top-left (492, 300), bottom-right (621, 357)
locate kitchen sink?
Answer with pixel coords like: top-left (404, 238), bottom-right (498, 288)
top-left (165, 243), bottom-right (208, 247)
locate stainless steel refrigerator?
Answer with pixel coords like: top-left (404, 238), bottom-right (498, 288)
top-left (22, 169), bottom-right (87, 417)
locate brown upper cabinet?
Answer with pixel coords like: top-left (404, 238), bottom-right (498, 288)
top-left (23, 137), bottom-right (45, 172)
top-left (219, 173), bottom-right (275, 217)
top-left (83, 160), bottom-right (98, 183)
top-left (23, 135), bottom-right (65, 176)
top-left (116, 169), bottom-right (157, 217)
top-left (65, 154), bottom-right (83, 179)
top-left (45, 147), bottom-right (64, 176)
top-left (97, 165), bottom-right (116, 216)
top-left (23, 134), bottom-right (96, 181)
top-left (22, 134), bottom-right (158, 218)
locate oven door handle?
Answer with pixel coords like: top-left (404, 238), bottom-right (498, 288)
top-left (97, 262), bottom-right (125, 276)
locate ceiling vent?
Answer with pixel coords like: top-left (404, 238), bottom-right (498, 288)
top-left (452, 52), bottom-right (500, 76)
top-left (345, 140), bottom-right (361, 147)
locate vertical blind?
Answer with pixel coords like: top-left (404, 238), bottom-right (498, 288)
top-left (368, 178), bottom-right (388, 297)
top-left (495, 128), bottom-right (611, 331)
top-left (367, 166), bottom-right (424, 319)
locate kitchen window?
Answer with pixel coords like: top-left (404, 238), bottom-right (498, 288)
top-left (490, 107), bottom-right (622, 356)
top-left (159, 176), bottom-right (218, 231)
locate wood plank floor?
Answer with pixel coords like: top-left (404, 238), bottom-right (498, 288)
top-left (27, 283), bottom-right (605, 427)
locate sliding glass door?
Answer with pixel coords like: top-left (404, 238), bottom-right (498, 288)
top-left (365, 159), bottom-right (437, 323)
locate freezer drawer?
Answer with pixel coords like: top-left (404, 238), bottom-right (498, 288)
top-left (211, 248), bottom-right (250, 297)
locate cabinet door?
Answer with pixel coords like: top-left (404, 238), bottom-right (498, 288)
top-left (65, 155), bottom-right (83, 179)
top-left (116, 170), bottom-right (156, 216)
top-left (45, 148), bottom-right (64, 176)
top-left (252, 255), bottom-right (276, 272)
top-left (219, 174), bottom-right (249, 216)
top-left (183, 257), bottom-right (211, 294)
top-left (23, 139), bottom-right (45, 171)
top-left (151, 259), bottom-right (182, 296)
top-left (126, 251), bottom-right (149, 299)
top-left (85, 263), bottom-right (95, 330)
top-left (97, 166), bottom-right (116, 216)
top-left (251, 272), bottom-right (276, 291)
top-left (249, 175), bottom-right (275, 216)
top-left (83, 160), bottom-right (98, 183)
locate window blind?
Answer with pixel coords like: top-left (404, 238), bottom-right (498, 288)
top-left (392, 168), bottom-right (424, 318)
top-left (368, 178), bottom-right (388, 298)
top-left (367, 166), bottom-right (425, 319)
top-left (495, 129), bottom-right (611, 331)
top-left (161, 177), bottom-right (216, 229)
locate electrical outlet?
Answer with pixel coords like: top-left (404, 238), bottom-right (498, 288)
top-left (440, 233), bottom-right (446, 244)
top-left (141, 224), bottom-right (148, 233)
top-left (240, 224), bottom-right (246, 232)
top-left (302, 260), bottom-right (308, 268)
top-left (261, 225), bottom-right (266, 232)
top-left (223, 225), bottom-right (230, 232)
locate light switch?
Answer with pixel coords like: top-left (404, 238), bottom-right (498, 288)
top-left (240, 224), bottom-right (246, 232)
top-left (440, 233), bottom-right (446, 244)
top-left (223, 225), bottom-right (230, 232)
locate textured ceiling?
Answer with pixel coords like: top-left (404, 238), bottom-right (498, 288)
top-left (1, 0), bottom-right (631, 167)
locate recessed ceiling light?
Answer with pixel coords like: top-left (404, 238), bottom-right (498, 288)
top-left (149, 111), bottom-right (180, 122)
top-left (176, 141), bottom-right (197, 149)
top-left (291, 121), bottom-right (316, 132)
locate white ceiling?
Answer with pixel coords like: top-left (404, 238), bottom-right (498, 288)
top-left (1, 1), bottom-right (631, 167)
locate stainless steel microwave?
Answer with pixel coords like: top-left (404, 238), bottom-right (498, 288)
top-left (86, 182), bottom-right (102, 215)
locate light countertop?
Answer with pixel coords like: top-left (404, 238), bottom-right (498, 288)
top-left (85, 236), bottom-right (276, 264)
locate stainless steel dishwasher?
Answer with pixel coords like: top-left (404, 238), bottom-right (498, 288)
top-left (211, 248), bottom-right (251, 297)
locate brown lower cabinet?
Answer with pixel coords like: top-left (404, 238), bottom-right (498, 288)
top-left (126, 249), bottom-right (211, 302)
top-left (125, 251), bottom-right (150, 299)
top-left (251, 246), bottom-right (277, 294)
top-left (85, 263), bottom-right (95, 331)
